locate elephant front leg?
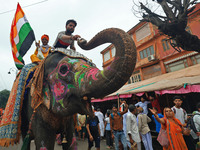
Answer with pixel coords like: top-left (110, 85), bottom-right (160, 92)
top-left (32, 119), bottom-right (56, 150)
top-left (34, 126), bottom-right (56, 150)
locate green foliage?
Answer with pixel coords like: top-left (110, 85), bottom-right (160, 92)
top-left (0, 89), bottom-right (10, 109)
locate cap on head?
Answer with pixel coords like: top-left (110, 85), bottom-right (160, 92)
top-left (41, 34), bottom-right (49, 41)
top-left (66, 19), bottom-right (77, 26)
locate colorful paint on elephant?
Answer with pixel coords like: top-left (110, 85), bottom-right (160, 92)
top-left (40, 141), bottom-right (47, 150)
top-left (53, 81), bottom-right (65, 97)
top-left (58, 62), bottom-right (70, 77)
top-left (51, 79), bottom-right (68, 101)
top-left (43, 86), bottom-right (50, 109)
top-left (50, 81), bottom-right (76, 108)
top-left (86, 68), bottom-right (99, 81)
top-left (46, 56), bottom-right (106, 108)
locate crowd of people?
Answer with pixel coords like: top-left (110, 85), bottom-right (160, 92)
top-left (75, 94), bottom-right (200, 150)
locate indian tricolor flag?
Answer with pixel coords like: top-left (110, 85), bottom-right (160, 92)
top-left (10, 3), bottom-right (35, 70)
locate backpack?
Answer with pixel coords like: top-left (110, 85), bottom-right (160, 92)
top-left (172, 107), bottom-right (187, 117)
top-left (187, 114), bottom-right (200, 133)
top-left (110, 112), bottom-right (121, 119)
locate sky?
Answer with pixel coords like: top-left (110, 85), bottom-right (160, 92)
top-left (0, 0), bottom-right (139, 91)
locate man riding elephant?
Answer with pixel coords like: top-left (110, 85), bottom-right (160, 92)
top-left (53, 19), bottom-right (81, 50)
top-left (31, 34), bottom-right (52, 64)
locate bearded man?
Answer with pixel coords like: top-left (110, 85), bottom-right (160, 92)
top-left (53, 19), bottom-right (81, 50)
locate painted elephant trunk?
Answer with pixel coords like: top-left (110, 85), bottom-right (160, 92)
top-left (78, 28), bottom-right (136, 98)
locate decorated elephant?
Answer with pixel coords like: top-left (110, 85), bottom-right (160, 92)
top-left (21, 28), bottom-right (136, 150)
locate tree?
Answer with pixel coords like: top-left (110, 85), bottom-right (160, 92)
top-left (0, 89), bottom-right (10, 109)
top-left (133, 0), bottom-right (200, 52)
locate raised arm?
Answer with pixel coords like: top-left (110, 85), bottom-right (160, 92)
top-left (61, 34), bottom-right (81, 41)
top-left (120, 102), bottom-right (128, 115)
top-left (149, 108), bottom-right (165, 125)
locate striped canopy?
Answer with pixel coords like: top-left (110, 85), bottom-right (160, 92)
top-left (10, 3), bottom-right (35, 70)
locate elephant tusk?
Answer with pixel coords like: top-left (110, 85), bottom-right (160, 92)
top-left (82, 96), bottom-right (88, 101)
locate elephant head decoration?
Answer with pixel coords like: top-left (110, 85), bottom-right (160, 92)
top-left (21, 28), bottom-right (136, 150)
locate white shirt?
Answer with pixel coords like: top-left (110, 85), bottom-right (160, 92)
top-left (95, 111), bottom-right (104, 123)
top-left (135, 101), bottom-right (150, 114)
top-left (123, 111), bottom-right (129, 138)
top-left (193, 111), bottom-right (200, 132)
top-left (105, 117), bottom-right (110, 123)
top-left (171, 106), bottom-right (187, 124)
top-left (126, 112), bottom-right (141, 143)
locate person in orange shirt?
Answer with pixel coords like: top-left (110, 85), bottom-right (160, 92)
top-left (30, 34), bottom-right (51, 63)
top-left (149, 107), bottom-right (190, 150)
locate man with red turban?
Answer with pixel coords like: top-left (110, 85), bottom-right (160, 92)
top-left (30, 34), bottom-right (51, 63)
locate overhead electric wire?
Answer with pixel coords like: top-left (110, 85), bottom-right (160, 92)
top-left (0, 0), bottom-right (48, 15)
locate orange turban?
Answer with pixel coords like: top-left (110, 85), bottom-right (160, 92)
top-left (41, 34), bottom-right (49, 41)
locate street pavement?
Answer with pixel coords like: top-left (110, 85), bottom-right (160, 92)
top-left (0, 138), bottom-right (108, 150)
top-left (0, 136), bottom-right (162, 150)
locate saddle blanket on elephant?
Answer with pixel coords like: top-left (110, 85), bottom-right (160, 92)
top-left (0, 63), bottom-right (37, 147)
top-left (53, 48), bottom-right (96, 67)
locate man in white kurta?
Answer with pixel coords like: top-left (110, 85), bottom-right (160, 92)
top-left (126, 104), bottom-right (141, 150)
top-left (95, 108), bottom-right (105, 137)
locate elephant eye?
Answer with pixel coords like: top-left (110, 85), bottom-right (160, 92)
top-left (59, 64), bottom-right (69, 76)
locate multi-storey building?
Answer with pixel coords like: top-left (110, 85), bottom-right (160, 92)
top-left (93, 4), bottom-right (200, 114)
top-left (101, 3), bottom-right (200, 85)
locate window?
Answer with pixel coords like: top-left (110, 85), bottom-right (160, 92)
top-left (162, 39), bottom-right (170, 51)
top-left (104, 51), bottom-right (110, 62)
top-left (139, 45), bottom-right (155, 59)
top-left (165, 59), bottom-right (188, 73)
top-left (150, 46), bottom-right (154, 54)
top-left (143, 49), bottom-right (147, 58)
top-left (111, 47), bottom-right (116, 57)
top-left (135, 23), bottom-right (151, 41)
top-left (140, 51), bottom-right (144, 59)
top-left (128, 70), bottom-right (141, 84)
top-left (191, 54), bottom-right (200, 65)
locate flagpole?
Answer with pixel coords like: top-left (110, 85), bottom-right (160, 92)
top-left (117, 93), bottom-right (120, 111)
